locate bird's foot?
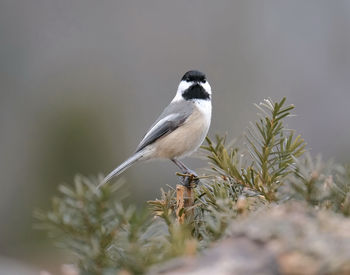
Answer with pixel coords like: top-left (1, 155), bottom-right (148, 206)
top-left (177, 170), bottom-right (200, 188)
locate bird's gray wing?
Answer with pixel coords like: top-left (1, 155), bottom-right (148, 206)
top-left (135, 101), bottom-right (194, 152)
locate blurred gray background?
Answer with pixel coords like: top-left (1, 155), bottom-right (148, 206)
top-left (1, 0), bottom-right (350, 272)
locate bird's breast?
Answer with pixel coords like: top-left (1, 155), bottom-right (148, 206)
top-left (153, 101), bottom-right (212, 159)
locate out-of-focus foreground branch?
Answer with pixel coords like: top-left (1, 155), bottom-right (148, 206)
top-left (34, 98), bottom-right (350, 274)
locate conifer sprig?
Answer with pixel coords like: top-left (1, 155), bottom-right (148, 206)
top-left (202, 97), bottom-right (306, 201)
top-left (245, 97), bottom-right (306, 200)
top-left (288, 153), bottom-right (350, 215)
top-left (34, 98), bottom-right (350, 274)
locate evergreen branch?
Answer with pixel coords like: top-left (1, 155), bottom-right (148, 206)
top-left (34, 97), bottom-right (350, 274)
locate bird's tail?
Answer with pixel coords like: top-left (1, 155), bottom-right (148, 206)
top-left (98, 151), bottom-right (144, 188)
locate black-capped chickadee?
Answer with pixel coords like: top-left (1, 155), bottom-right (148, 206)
top-left (99, 70), bottom-right (212, 187)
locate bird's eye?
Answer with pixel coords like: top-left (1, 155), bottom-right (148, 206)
top-left (202, 79), bottom-right (207, 83)
top-left (186, 77), bottom-right (191, 81)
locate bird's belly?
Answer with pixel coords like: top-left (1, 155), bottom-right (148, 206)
top-left (153, 106), bottom-right (210, 159)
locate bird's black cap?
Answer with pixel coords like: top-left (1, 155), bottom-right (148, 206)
top-left (181, 70), bottom-right (206, 83)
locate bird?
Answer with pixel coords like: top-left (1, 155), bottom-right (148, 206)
top-left (98, 70), bottom-right (212, 188)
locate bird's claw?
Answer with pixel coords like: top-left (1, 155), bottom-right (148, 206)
top-left (177, 171), bottom-right (199, 188)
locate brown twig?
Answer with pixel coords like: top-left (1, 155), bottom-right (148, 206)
top-left (176, 183), bottom-right (194, 224)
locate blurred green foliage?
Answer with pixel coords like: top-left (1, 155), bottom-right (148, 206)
top-left (34, 98), bottom-right (350, 274)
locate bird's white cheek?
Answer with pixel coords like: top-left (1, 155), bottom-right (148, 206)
top-left (172, 81), bottom-right (194, 102)
top-left (201, 81), bottom-right (212, 95)
top-left (178, 80), bottom-right (193, 92)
